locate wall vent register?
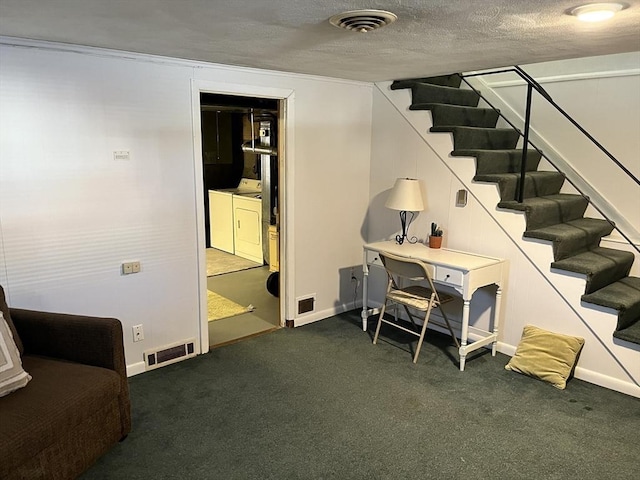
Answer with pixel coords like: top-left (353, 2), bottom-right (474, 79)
top-left (144, 339), bottom-right (196, 371)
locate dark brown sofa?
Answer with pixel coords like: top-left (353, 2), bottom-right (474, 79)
top-left (0, 286), bottom-right (131, 479)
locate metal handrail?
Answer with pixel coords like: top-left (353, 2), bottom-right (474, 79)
top-left (458, 67), bottom-right (639, 254)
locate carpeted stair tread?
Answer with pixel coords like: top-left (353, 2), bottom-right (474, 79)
top-left (431, 126), bottom-right (520, 150)
top-left (452, 149), bottom-right (543, 174)
top-left (474, 171), bottom-right (565, 201)
top-left (582, 277), bottom-right (640, 333)
top-left (551, 248), bottom-right (635, 294)
top-left (499, 194), bottom-right (589, 230)
top-left (391, 74), bottom-right (462, 90)
top-left (411, 83), bottom-right (480, 107)
top-left (612, 321), bottom-right (640, 344)
top-left (409, 103), bottom-right (500, 128)
top-left (524, 218), bottom-right (615, 261)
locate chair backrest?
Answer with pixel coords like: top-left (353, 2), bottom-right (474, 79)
top-left (379, 251), bottom-right (436, 284)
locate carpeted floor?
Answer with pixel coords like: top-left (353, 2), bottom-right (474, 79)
top-left (207, 290), bottom-right (253, 322)
top-left (81, 310), bottom-right (639, 480)
top-left (206, 248), bottom-right (262, 277)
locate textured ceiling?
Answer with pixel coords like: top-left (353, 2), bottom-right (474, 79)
top-left (0, 0), bottom-right (639, 82)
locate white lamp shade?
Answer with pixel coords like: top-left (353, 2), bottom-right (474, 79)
top-left (385, 178), bottom-right (424, 211)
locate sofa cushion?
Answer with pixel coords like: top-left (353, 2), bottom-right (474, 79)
top-left (0, 355), bottom-right (121, 472)
top-left (0, 312), bottom-right (31, 397)
top-left (0, 286), bottom-right (23, 356)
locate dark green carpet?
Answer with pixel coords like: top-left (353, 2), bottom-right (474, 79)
top-left (81, 312), bottom-right (639, 479)
top-left (391, 75), bottom-right (640, 346)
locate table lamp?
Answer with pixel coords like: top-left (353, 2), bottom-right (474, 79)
top-left (385, 178), bottom-right (424, 245)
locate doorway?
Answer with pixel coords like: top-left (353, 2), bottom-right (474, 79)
top-left (199, 93), bottom-right (281, 348)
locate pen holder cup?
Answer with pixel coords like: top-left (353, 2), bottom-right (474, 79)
top-left (429, 235), bottom-right (443, 249)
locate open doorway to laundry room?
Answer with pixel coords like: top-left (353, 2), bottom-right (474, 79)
top-left (199, 93), bottom-right (283, 348)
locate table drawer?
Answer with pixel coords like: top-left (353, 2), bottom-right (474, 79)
top-left (435, 266), bottom-right (463, 287)
top-left (366, 250), bottom-right (383, 266)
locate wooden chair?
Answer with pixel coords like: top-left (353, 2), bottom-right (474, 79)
top-left (373, 251), bottom-right (460, 363)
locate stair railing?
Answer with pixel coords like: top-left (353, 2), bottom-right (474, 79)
top-left (458, 67), bottom-right (640, 254)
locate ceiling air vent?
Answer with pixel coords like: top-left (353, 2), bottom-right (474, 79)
top-left (329, 9), bottom-right (397, 33)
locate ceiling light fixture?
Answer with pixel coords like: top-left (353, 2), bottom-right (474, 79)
top-left (570, 2), bottom-right (626, 22)
top-left (329, 9), bottom-right (397, 33)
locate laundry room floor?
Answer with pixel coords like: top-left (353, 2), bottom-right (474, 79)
top-left (207, 265), bottom-right (280, 347)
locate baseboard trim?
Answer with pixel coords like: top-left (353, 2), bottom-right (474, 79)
top-left (496, 341), bottom-right (516, 357)
top-left (292, 302), bottom-right (361, 327)
top-left (293, 308), bottom-right (337, 327)
top-left (496, 342), bottom-right (639, 398)
top-left (573, 367), bottom-right (640, 398)
top-left (126, 361), bottom-right (146, 378)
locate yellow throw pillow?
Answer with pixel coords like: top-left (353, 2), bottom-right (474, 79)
top-left (505, 325), bottom-right (584, 390)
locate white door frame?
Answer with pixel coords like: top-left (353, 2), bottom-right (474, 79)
top-left (191, 79), bottom-right (295, 354)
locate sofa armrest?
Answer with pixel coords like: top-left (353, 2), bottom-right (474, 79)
top-left (9, 308), bottom-right (127, 379)
top-left (9, 307), bottom-right (132, 442)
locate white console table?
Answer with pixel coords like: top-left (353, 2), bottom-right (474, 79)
top-left (362, 241), bottom-right (506, 371)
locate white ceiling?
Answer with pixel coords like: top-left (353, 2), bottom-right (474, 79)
top-left (1, 0), bottom-right (639, 82)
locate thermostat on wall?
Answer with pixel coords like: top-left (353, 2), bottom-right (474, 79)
top-left (113, 150), bottom-right (130, 161)
top-left (456, 189), bottom-right (468, 207)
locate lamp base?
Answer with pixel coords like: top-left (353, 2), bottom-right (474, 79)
top-left (395, 211), bottom-right (418, 245)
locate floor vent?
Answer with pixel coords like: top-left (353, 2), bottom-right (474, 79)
top-left (144, 338), bottom-right (196, 371)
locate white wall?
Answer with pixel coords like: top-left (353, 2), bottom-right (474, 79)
top-left (0, 39), bottom-right (372, 373)
top-left (369, 53), bottom-right (640, 396)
